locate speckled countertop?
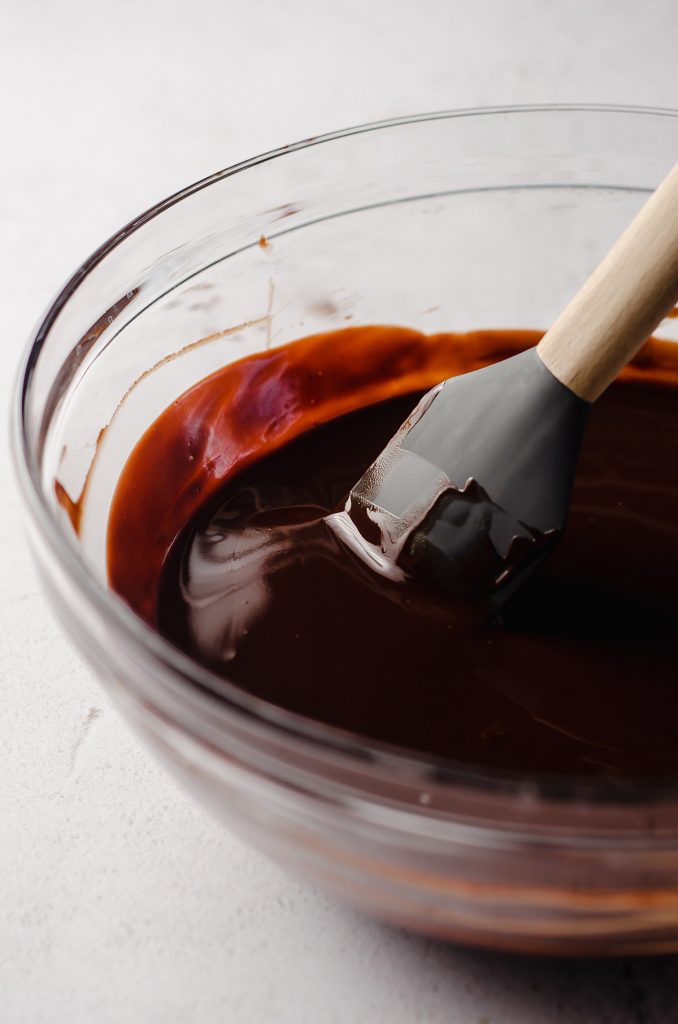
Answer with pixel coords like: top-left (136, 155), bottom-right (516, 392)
top-left (3, 2), bottom-right (678, 1020)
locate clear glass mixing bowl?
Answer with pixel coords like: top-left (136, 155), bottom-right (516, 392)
top-left (14, 106), bottom-right (678, 955)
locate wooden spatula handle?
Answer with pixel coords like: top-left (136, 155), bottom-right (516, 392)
top-left (537, 161), bottom-right (678, 402)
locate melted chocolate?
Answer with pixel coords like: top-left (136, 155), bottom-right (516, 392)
top-left (108, 326), bottom-right (678, 779)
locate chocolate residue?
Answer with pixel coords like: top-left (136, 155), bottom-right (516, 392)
top-left (55, 315), bottom-right (271, 537)
top-left (54, 426), bottom-right (107, 535)
top-left (270, 202), bottom-right (302, 221)
top-left (39, 288), bottom-right (139, 462)
top-left (54, 480), bottom-right (83, 535)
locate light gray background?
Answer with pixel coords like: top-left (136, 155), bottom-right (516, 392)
top-left (3, 2), bottom-right (678, 1021)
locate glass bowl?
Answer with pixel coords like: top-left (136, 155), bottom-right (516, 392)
top-left (14, 106), bottom-right (678, 956)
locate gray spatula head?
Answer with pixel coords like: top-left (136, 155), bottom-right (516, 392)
top-left (333, 347), bottom-right (590, 610)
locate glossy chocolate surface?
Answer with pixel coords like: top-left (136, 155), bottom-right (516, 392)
top-left (108, 327), bottom-right (678, 777)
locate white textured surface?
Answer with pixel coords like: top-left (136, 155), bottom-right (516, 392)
top-left (3, 2), bottom-right (678, 1020)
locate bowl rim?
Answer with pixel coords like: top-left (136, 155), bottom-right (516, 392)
top-left (13, 103), bottom-right (678, 807)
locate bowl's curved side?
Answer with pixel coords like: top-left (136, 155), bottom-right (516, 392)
top-left (13, 106), bottom-right (678, 954)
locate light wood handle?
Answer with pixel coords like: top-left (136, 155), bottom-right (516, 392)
top-left (536, 160), bottom-right (678, 402)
